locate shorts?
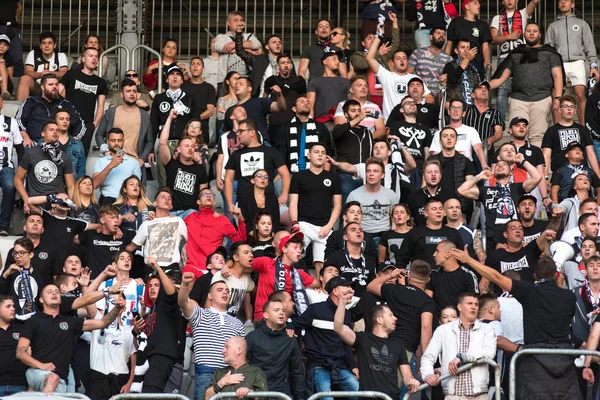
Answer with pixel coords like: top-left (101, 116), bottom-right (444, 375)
top-left (26, 368), bottom-right (67, 393)
top-left (299, 221), bottom-right (331, 263)
top-left (564, 59), bottom-right (587, 87)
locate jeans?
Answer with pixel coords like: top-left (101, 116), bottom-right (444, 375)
top-left (414, 28), bottom-right (432, 49)
top-left (496, 76), bottom-right (512, 123)
top-left (313, 367), bottom-right (359, 400)
top-left (222, 180), bottom-right (238, 225)
top-left (0, 167), bottom-right (16, 229)
top-left (593, 141), bottom-right (600, 165)
top-left (339, 173), bottom-right (362, 207)
top-left (194, 366), bottom-right (215, 400)
top-left (0, 385), bottom-right (26, 395)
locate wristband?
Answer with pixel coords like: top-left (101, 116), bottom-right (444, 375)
top-left (592, 63), bottom-right (598, 70)
top-left (214, 384), bottom-right (222, 393)
top-left (456, 353), bottom-right (464, 364)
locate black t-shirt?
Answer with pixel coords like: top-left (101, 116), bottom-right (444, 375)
top-left (396, 225), bottom-right (464, 268)
top-left (541, 122), bottom-right (593, 172)
top-left (21, 312), bottom-right (84, 380)
top-left (486, 240), bottom-right (542, 288)
top-left (407, 188), bottom-right (451, 227)
top-left (386, 102), bottom-right (439, 132)
top-left (324, 249), bottom-right (376, 297)
top-left (0, 322), bottom-right (27, 386)
top-left (426, 266), bottom-right (479, 316)
top-left (165, 158), bottom-right (208, 211)
top-left (78, 230), bottom-right (135, 277)
top-left (478, 182), bottom-right (525, 240)
top-left (264, 75), bottom-right (307, 126)
top-left (225, 145), bottom-right (286, 195)
top-left (351, 291), bottom-right (386, 332)
top-left (387, 120), bottom-right (432, 167)
top-left (59, 69), bottom-right (108, 123)
top-left (144, 291), bottom-right (185, 362)
top-left (223, 98), bottom-right (274, 141)
top-left (70, 203), bottom-right (100, 223)
top-left (439, 154), bottom-right (476, 197)
top-left (380, 284), bottom-right (436, 352)
top-left (510, 279), bottom-right (576, 345)
top-left (497, 219), bottom-right (547, 245)
top-left (19, 147), bottom-right (73, 197)
top-left (40, 208), bottom-right (88, 264)
top-left (217, 130), bottom-right (243, 156)
top-left (515, 142), bottom-right (545, 168)
top-left (289, 169), bottom-right (341, 226)
top-left (189, 271), bottom-right (214, 308)
top-left (353, 332), bottom-right (408, 399)
top-left (247, 236), bottom-right (276, 259)
top-left (380, 230), bottom-right (410, 265)
top-left (447, 17), bottom-right (493, 71)
top-left (5, 241), bottom-right (59, 287)
top-left (182, 81), bottom-right (217, 136)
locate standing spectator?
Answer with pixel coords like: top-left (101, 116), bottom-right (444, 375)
top-left (444, 197), bottom-right (480, 259)
top-left (550, 142), bottom-right (600, 203)
top-left (189, 247), bottom-right (227, 308)
top-left (406, 0), bottom-right (448, 48)
top-left (408, 159), bottom-right (450, 226)
top-left (58, 47), bottom-right (107, 154)
top-left (325, 201), bottom-right (378, 261)
top-left (0, 295), bottom-right (28, 394)
top-left (246, 298), bottom-right (306, 399)
top-left (387, 76), bottom-right (440, 131)
top-left (489, 22), bottom-right (564, 148)
top-left (445, 0), bottom-right (492, 73)
top-left (143, 39), bottom-right (188, 93)
top-left (298, 19), bottom-right (347, 82)
top-left (92, 128), bottom-right (141, 204)
top-left (421, 292), bottom-right (497, 399)
top-left (178, 275), bottom-right (245, 400)
top-left (109, 70), bottom-right (152, 111)
top-left (0, 97), bottom-right (23, 234)
top-left (203, 38), bottom-right (220, 90)
top-left (14, 121), bottom-right (74, 203)
top-left (306, 51), bottom-right (349, 126)
top-left (586, 82), bottom-right (600, 161)
top-left (16, 74), bottom-right (85, 146)
top-left (53, 109), bottom-right (86, 181)
top-left (378, 204), bottom-right (414, 263)
top-left (442, 39), bottom-right (483, 106)
top-left (16, 32), bottom-right (69, 100)
top-left (490, 0), bottom-right (539, 120)
top-left (0, 0), bottom-right (23, 78)
top-left (182, 57), bottom-right (216, 143)
top-left (216, 72), bottom-right (240, 135)
top-left (546, 0), bottom-right (599, 124)
top-left (508, 195), bottom-right (548, 244)
top-left (290, 143), bottom-right (342, 274)
top-left (96, 79), bottom-right (153, 171)
top-left (407, 27), bottom-right (453, 99)
top-left (464, 81), bottom-right (504, 153)
top-left (214, 11), bottom-right (262, 83)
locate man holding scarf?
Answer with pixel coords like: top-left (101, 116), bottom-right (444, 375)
top-left (442, 38), bottom-right (483, 106)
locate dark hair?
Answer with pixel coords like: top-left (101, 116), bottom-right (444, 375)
top-left (53, 108), bottom-right (70, 120)
top-left (223, 71), bottom-right (240, 95)
top-left (0, 295), bottom-right (13, 306)
top-left (99, 204), bottom-right (120, 218)
top-left (431, 26), bottom-right (446, 34)
top-left (505, 220), bottom-right (523, 232)
top-left (268, 290), bottom-right (290, 302)
top-left (559, 94), bottom-right (577, 106)
top-left (315, 18), bottom-right (332, 30)
top-left (239, 119), bottom-right (258, 132)
top-left (350, 76), bottom-right (368, 86)
top-left (374, 139), bottom-right (391, 151)
top-left (365, 157), bottom-right (385, 172)
top-left (478, 293), bottom-right (498, 312)
top-left (457, 292), bottom-right (479, 305)
top-left (343, 221), bottom-right (362, 236)
top-left (409, 260), bottom-right (431, 280)
top-left (253, 210), bottom-right (274, 240)
top-left (579, 213), bottom-right (597, 228)
top-left (502, 270), bottom-right (521, 280)
top-left (343, 99), bottom-right (361, 114)
top-left (39, 31), bottom-right (57, 44)
top-left (369, 305), bottom-right (390, 328)
top-left (162, 38), bottom-right (178, 49)
top-left (155, 187), bottom-right (173, 200)
top-left (24, 212), bottom-right (43, 224)
top-left (237, 76), bottom-right (253, 89)
top-left (108, 128), bottom-right (124, 138)
top-left (582, 237), bottom-right (599, 250)
top-left (112, 250), bottom-right (133, 263)
top-left (456, 37), bottom-right (471, 46)
top-left (54, 273), bottom-right (76, 288)
top-left (14, 237), bottom-right (34, 253)
top-left (581, 197), bottom-right (598, 208)
top-left (498, 142), bottom-right (517, 155)
top-left (190, 56), bottom-right (204, 65)
top-left (308, 142), bottom-right (327, 153)
top-left (534, 256), bottom-right (557, 280)
top-left (40, 74), bottom-right (58, 85)
top-left (277, 53), bottom-right (293, 64)
top-left (449, 98), bottom-right (466, 109)
top-left (585, 255), bottom-right (600, 268)
top-left (41, 120), bottom-right (58, 133)
top-left (262, 298), bottom-right (283, 314)
top-left (344, 201), bottom-right (362, 215)
top-left (251, 169), bottom-right (268, 180)
top-left (230, 241), bottom-right (251, 261)
top-left (120, 78), bottom-right (138, 91)
top-left (424, 196), bottom-right (443, 209)
top-left (391, 203), bottom-right (414, 227)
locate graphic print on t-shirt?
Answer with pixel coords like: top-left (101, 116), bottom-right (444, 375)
top-left (395, 82), bottom-right (408, 95)
top-left (425, 235), bottom-right (448, 245)
top-left (146, 221), bottom-right (181, 264)
top-left (34, 160), bottom-right (58, 184)
top-left (500, 255), bottom-right (529, 273)
top-left (398, 125), bottom-right (427, 155)
top-left (558, 128), bottom-right (581, 150)
top-left (74, 80), bottom-right (99, 95)
top-left (174, 168), bottom-right (196, 195)
top-left (371, 345), bottom-right (395, 373)
top-left (387, 238), bottom-right (405, 264)
top-left (363, 200), bottom-right (393, 222)
top-left (240, 151), bottom-right (265, 177)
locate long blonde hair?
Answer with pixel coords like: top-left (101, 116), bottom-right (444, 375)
top-left (335, 27), bottom-right (351, 50)
top-left (113, 175), bottom-right (153, 211)
top-left (72, 176), bottom-right (98, 208)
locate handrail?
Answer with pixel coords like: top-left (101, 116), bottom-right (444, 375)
top-left (308, 391), bottom-right (393, 400)
top-left (131, 44), bottom-right (163, 93)
top-left (403, 358), bottom-right (501, 400)
top-left (99, 44), bottom-right (131, 79)
top-left (508, 348), bottom-right (600, 400)
top-left (113, 394), bottom-right (189, 400)
top-left (209, 392), bottom-right (292, 400)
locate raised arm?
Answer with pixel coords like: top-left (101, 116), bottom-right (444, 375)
top-left (179, 272), bottom-right (197, 318)
top-left (333, 291), bottom-right (356, 346)
top-left (83, 297), bottom-right (125, 331)
top-left (516, 154), bottom-right (542, 192)
top-left (367, 268), bottom-right (403, 297)
top-left (366, 36), bottom-right (382, 74)
top-left (147, 256), bottom-right (175, 295)
top-left (159, 109), bottom-right (177, 166)
top-left (457, 170), bottom-right (492, 200)
top-left (451, 245), bottom-right (513, 293)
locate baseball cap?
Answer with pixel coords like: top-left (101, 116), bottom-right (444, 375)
top-left (321, 50), bottom-right (344, 63)
top-left (166, 63), bottom-right (183, 76)
top-left (278, 232), bottom-right (305, 253)
top-left (376, 261), bottom-right (398, 273)
top-left (474, 80), bottom-right (490, 90)
top-left (206, 246), bottom-right (228, 268)
top-left (325, 275), bottom-right (352, 294)
top-left (566, 141), bottom-right (584, 153)
top-left (0, 34), bottom-right (10, 45)
top-left (517, 194), bottom-right (537, 205)
top-left (408, 77), bottom-right (424, 87)
top-left (509, 116), bottom-right (529, 127)
top-left (462, 0), bottom-right (481, 12)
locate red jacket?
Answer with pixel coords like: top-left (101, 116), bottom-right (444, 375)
top-left (183, 207), bottom-right (246, 278)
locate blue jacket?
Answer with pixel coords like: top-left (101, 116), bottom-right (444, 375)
top-left (17, 95), bottom-right (86, 143)
top-left (37, 137), bottom-right (86, 180)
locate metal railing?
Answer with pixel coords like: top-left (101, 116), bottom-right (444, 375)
top-left (403, 358), bottom-right (501, 400)
top-left (131, 44), bottom-right (163, 93)
top-left (308, 391), bottom-right (393, 400)
top-left (209, 391), bottom-right (292, 400)
top-left (99, 44), bottom-right (131, 79)
top-left (508, 348), bottom-right (600, 400)
top-left (113, 394), bottom-right (189, 400)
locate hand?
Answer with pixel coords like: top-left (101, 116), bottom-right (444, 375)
top-left (270, 85), bottom-right (282, 96)
top-left (223, 42), bottom-right (236, 54)
top-left (109, 152), bottom-right (124, 168)
top-left (352, 368), bottom-right (360, 380)
top-left (583, 367), bottom-right (595, 383)
top-left (147, 211), bottom-right (156, 221)
top-left (3, 264), bottom-right (21, 278)
top-left (507, 30), bottom-right (521, 41)
top-left (339, 290), bottom-right (354, 306)
top-left (132, 315), bottom-right (146, 333)
top-left (120, 382), bottom-right (132, 394)
top-left (138, 295), bottom-right (146, 311)
top-left (39, 362), bottom-right (56, 372)
top-left (230, 207), bottom-right (243, 220)
top-left (114, 294), bottom-right (127, 308)
top-left (103, 264), bottom-right (118, 278)
top-left (22, 135), bottom-right (34, 148)
top-left (378, 41), bottom-right (392, 57)
top-left (219, 371), bottom-right (245, 387)
top-left (221, 264), bottom-right (232, 278)
top-left (135, 278), bottom-right (145, 286)
top-left (424, 374), bottom-right (440, 386)
top-left (182, 271), bottom-right (196, 287)
top-left (591, 68), bottom-right (600, 81)
top-left (387, 10), bottom-right (397, 23)
top-left (466, 48), bottom-right (477, 62)
top-left (543, 197), bottom-right (554, 208)
top-left (478, 169), bottom-right (493, 181)
top-left (485, 63), bottom-right (494, 72)
top-left (23, 202), bottom-right (30, 214)
top-left (542, 229), bottom-right (557, 241)
top-left (137, 158), bottom-right (144, 167)
top-left (147, 153), bottom-right (155, 166)
top-left (326, 155), bottom-right (339, 167)
top-left (450, 245), bottom-right (472, 264)
top-left (214, 210), bottom-right (223, 218)
top-left (114, 227), bottom-right (124, 240)
top-left (236, 388), bottom-right (251, 398)
top-left (216, 177), bottom-right (225, 191)
top-left (407, 377), bottom-right (421, 393)
top-left (121, 213), bottom-right (136, 222)
top-left (278, 193), bottom-right (288, 207)
top-left (552, 206), bottom-right (564, 217)
top-left (448, 357), bottom-right (461, 375)
top-left (147, 257), bottom-right (160, 271)
top-left (109, 280), bottom-right (128, 294)
top-left (77, 267), bottom-right (91, 287)
top-left (136, 99), bottom-right (149, 109)
top-left (487, 137), bottom-right (495, 149)
top-left (318, 225), bottom-right (331, 239)
top-left (168, 109), bottom-right (178, 120)
top-left (286, 329), bottom-right (296, 338)
top-left (388, 134), bottom-right (401, 143)
top-left (477, 251), bottom-right (487, 263)
top-left (553, 98), bottom-right (560, 112)
top-left (514, 153), bottom-right (525, 164)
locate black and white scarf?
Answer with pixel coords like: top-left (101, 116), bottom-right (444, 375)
top-left (274, 257), bottom-right (309, 315)
top-left (388, 139), bottom-right (410, 194)
top-left (40, 141), bottom-right (63, 165)
top-left (287, 117), bottom-right (321, 173)
top-left (343, 248), bottom-right (368, 287)
top-left (166, 89), bottom-right (182, 102)
top-left (18, 268), bottom-right (37, 319)
top-left (584, 279), bottom-right (600, 311)
top-left (456, 57), bottom-right (479, 106)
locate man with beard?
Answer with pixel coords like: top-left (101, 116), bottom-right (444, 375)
top-left (557, 196), bottom-right (599, 240)
top-left (96, 79), bottom-right (153, 169)
top-left (490, 22), bottom-right (564, 147)
top-left (58, 47), bottom-right (108, 154)
top-left (324, 202), bottom-right (378, 261)
top-left (307, 51), bottom-right (349, 125)
top-left (298, 19), bottom-right (347, 82)
top-left (387, 77), bottom-right (440, 131)
top-left (499, 195), bottom-right (548, 245)
top-left (458, 157), bottom-right (542, 251)
top-left (408, 27), bottom-right (453, 99)
top-left (16, 74), bottom-right (85, 147)
top-left (443, 39), bottom-right (484, 106)
top-left (333, 77), bottom-right (386, 139)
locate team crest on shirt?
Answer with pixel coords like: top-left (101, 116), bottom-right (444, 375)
top-left (39, 252), bottom-right (48, 260)
top-left (12, 332), bottom-right (19, 340)
top-left (421, 107), bottom-right (428, 113)
top-left (159, 102), bottom-right (171, 113)
top-left (526, 150), bottom-right (532, 156)
top-left (323, 179), bottom-right (332, 187)
top-left (573, 25), bottom-right (580, 32)
top-left (2, 123), bottom-right (7, 131)
top-left (472, 28), bottom-right (480, 37)
top-left (395, 83), bottom-right (407, 94)
top-left (59, 322), bottom-right (69, 330)
top-left (0, 151), bottom-right (4, 159)
top-left (34, 160), bottom-right (58, 184)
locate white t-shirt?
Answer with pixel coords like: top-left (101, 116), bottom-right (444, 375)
top-left (0, 115), bottom-right (23, 170)
top-left (429, 124), bottom-right (482, 161)
top-left (491, 9), bottom-right (529, 60)
top-left (96, 279), bottom-right (143, 328)
top-left (90, 311), bottom-right (137, 375)
top-left (24, 50), bottom-right (69, 84)
top-left (376, 68), bottom-right (431, 120)
top-left (132, 216), bottom-right (188, 267)
top-left (212, 271), bottom-right (255, 317)
top-left (498, 295), bottom-right (524, 344)
top-left (334, 100), bottom-right (383, 130)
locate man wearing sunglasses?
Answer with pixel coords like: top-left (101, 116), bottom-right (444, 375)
top-left (109, 70), bottom-right (152, 111)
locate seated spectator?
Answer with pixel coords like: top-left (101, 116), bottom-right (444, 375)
top-left (113, 175), bottom-right (154, 232)
top-left (109, 70), bottom-right (152, 111)
top-left (159, 110), bottom-right (209, 218)
top-left (216, 72), bottom-right (240, 134)
top-left (0, 295), bottom-right (28, 394)
top-left (16, 31), bottom-right (69, 100)
top-left (407, 27), bottom-right (453, 99)
top-left (378, 204), bottom-right (413, 264)
top-left (387, 76), bottom-right (440, 131)
top-left (58, 47), bottom-right (108, 154)
top-left (17, 74), bottom-right (85, 147)
top-left (0, 96), bottom-right (23, 235)
top-left (96, 79), bottom-right (153, 170)
top-left (14, 121), bottom-right (75, 206)
top-left (92, 128), bottom-right (142, 204)
top-left (73, 35), bottom-right (109, 78)
top-left (571, 256), bottom-right (600, 351)
top-left (306, 51), bottom-right (349, 126)
top-left (0, 34), bottom-right (15, 99)
top-left (298, 19), bottom-right (347, 81)
top-left (182, 57), bottom-right (216, 143)
top-left (143, 38), bottom-right (188, 93)
top-left (586, 82), bottom-right (600, 162)
top-left (551, 143), bottom-right (600, 203)
top-left (53, 109), bottom-right (86, 180)
top-left (563, 213), bottom-right (599, 254)
top-left (442, 38), bottom-right (483, 105)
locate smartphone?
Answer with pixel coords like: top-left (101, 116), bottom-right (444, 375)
top-left (116, 149), bottom-right (125, 156)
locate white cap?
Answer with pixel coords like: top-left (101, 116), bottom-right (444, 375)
top-left (0, 34), bottom-right (10, 44)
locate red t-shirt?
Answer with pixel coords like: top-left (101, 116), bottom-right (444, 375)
top-left (252, 256), bottom-right (314, 321)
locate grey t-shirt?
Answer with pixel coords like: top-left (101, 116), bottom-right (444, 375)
top-left (19, 146), bottom-right (73, 196)
top-left (301, 44), bottom-right (342, 81)
top-left (307, 76), bottom-right (350, 118)
top-left (346, 185), bottom-right (400, 234)
top-left (508, 49), bottom-right (563, 102)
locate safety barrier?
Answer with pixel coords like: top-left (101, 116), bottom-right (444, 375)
top-left (209, 391), bottom-right (292, 400)
top-left (99, 44), bottom-right (131, 79)
top-left (403, 358), bottom-right (501, 400)
top-left (308, 391), bottom-right (393, 400)
top-left (508, 348), bottom-right (600, 400)
top-left (131, 44), bottom-right (163, 93)
top-left (113, 394), bottom-right (190, 400)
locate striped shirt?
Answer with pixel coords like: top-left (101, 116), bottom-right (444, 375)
top-left (463, 105), bottom-right (504, 142)
top-left (408, 47), bottom-right (454, 97)
top-left (455, 322), bottom-right (475, 396)
top-left (188, 306), bottom-right (245, 367)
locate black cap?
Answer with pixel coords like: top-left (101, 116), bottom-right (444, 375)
top-left (509, 116), bottom-right (529, 127)
top-left (474, 80), bottom-right (490, 90)
top-left (566, 141), bottom-right (584, 153)
top-left (376, 261), bottom-right (398, 273)
top-left (166, 63), bottom-right (183, 76)
top-left (517, 194), bottom-right (537, 205)
top-left (325, 275), bottom-right (352, 293)
top-left (321, 50), bottom-right (344, 63)
top-left (206, 246), bottom-right (228, 268)
top-left (408, 77), bottom-right (424, 87)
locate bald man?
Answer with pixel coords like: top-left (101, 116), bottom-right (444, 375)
top-left (425, 240), bottom-right (479, 320)
top-left (204, 337), bottom-right (268, 399)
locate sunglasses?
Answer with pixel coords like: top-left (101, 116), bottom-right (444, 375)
top-left (125, 73), bottom-right (139, 78)
top-left (331, 32), bottom-right (344, 37)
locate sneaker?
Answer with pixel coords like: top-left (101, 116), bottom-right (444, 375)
top-left (1, 91), bottom-right (11, 100)
top-left (0, 229), bottom-right (8, 237)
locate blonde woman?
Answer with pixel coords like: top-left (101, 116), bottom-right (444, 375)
top-left (113, 175), bottom-right (154, 231)
top-left (70, 175), bottom-right (100, 223)
top-left (330, 27), bottom-right (352, 69)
